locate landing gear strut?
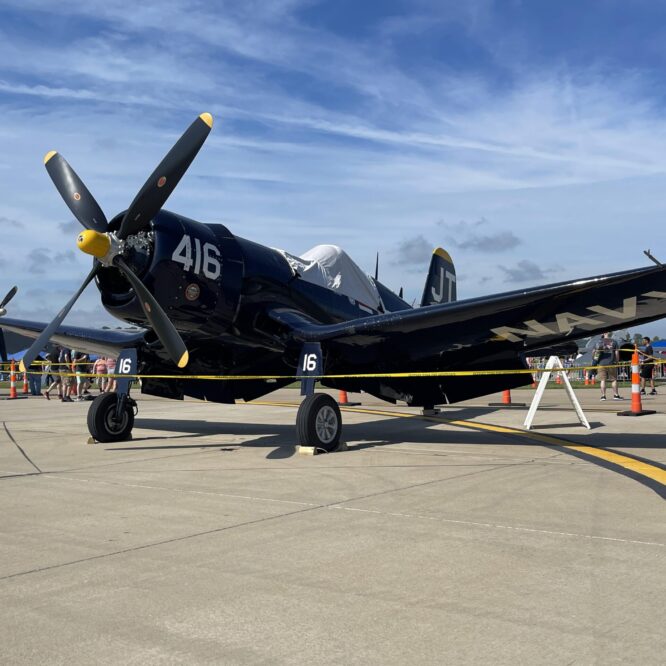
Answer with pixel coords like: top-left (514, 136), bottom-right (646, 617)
top-left (296, 393), bottom-right (342, 452)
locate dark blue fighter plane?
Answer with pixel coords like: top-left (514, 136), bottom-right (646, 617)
top-left (2, 113), bottom-right (666, 449)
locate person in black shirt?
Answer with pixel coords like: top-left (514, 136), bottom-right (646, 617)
top-left (639, 336), bottom-right (657, 396)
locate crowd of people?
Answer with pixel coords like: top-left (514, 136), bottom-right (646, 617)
top-left (28, 347), bottom-right (119, 402)
top-left (527, 334), bottom-right (661, 400)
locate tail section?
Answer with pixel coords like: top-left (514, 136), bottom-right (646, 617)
top-left (420, 248), bottom-right (456, 306)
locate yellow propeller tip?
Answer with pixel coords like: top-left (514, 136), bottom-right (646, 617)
top-left (44, 150), bottom-right (57, 164)
top-left (199, 113), bottom-right (214, 128)
top-left (177, 350), bottom-right (189, 368)
top-left (19, 360), bottom-right (26, 373)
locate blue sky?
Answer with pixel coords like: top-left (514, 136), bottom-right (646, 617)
top-left (1, 0), bottom-right (666, 335)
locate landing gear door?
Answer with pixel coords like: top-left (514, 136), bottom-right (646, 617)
top-left (115, 348), bottom-right (138, 396)
top-left (298, 343), bottom-right (322, 396)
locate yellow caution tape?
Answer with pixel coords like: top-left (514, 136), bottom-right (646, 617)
top-left (1, 359), bottom-right (664, 381)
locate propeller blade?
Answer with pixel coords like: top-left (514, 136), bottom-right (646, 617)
top-left (118, 113), bottom-right (214, 239)
top-left (19, 265), bottom-right (99, 373)
top-left (0, 330), bottom-right (7, 363)
top-left (44, 152), bottom-right (108, 233)
top-left (114, 256), bottom-right (188, 368)
top-left (374, 252), bottom-right (379, 281)
top-left (0, 285), bottom-right (17, 309)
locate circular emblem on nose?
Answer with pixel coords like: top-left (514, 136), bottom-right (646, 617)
top-left (157, 176), bottom-right (167, 188)
top-left (185, 283), bottom-right (200, 301)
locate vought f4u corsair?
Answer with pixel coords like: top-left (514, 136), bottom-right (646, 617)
top-left (3, 113), bottom-right (666, 449)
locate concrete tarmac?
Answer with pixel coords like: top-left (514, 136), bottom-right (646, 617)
top-left (0, 386), bottom-right (664, 664)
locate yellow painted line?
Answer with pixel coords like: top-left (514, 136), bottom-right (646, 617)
top-left (253, 401), bottom-right (666, 488)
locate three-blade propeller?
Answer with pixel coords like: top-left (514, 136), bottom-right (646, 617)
top-left (19, 113), bottom-right (213, 373)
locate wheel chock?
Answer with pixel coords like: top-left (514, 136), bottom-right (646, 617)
top-left (298, 441), bottom-right (348, 455)
top-left (86, 433), bottom-right (133, 445)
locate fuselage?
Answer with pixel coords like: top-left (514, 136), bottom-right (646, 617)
top-left (94, 210), bottom-right (418, 404)
top-left (90, 210), bottom-right (666, 408)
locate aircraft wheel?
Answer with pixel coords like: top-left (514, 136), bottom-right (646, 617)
top-left (296, 393), bottom-right (342, 452)
top-left (87, 393), bottom-right (134, 443)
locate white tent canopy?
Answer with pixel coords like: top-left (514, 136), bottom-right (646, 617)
top-left (274, 244), bottom-right (382, 311)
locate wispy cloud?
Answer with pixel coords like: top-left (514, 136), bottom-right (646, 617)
top-left (58, 220), bottom-right (81, 234)
top-left (391, 235), bottom-right (433, 272)
top-left (438, 218), bottom-right (521, 252)
top-left (0, 215), bottom-right (24, 228)
top-left (26, 248), bottom-right (78, 275)
top-left (498, 260), bottom-right (562, 283)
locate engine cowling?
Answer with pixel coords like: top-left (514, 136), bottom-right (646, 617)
top-left (96, 210), bottom-right (243, 336)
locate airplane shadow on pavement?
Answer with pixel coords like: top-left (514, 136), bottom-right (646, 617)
top-left (115, 412), bottom-right (612, 456)
top-left (114, 412), bottom-right (666, 464)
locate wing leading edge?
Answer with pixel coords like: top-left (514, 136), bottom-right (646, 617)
top-left (0, 317), bottom-right (145, 358)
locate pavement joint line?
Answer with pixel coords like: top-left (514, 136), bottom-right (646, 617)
top-left (2, 421), bottom-right (42, 474)
top-left (4, 463), bottom-right (661, 583)
top-left (0, 466), bottom-right (508, 581)
top-left (43, 460), bottom-right (509, 509)
top-left (39, 475), bottom-right (666, 550)
top-left (325, 505), bottom-right (666, 548)
top-left (0, 503), bottom-right (324, 582)
top-left (42, 474), bottom-right (320, 507)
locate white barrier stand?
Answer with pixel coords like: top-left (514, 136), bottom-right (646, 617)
top-left (524, 355), bottom-right (590, 430)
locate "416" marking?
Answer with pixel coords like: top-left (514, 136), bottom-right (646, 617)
top-left (171, 234), bottom-right (221, 279)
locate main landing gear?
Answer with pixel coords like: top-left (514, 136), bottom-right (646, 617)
top-left (296, 393), bottom-right (342, 452)
top-left (295, 344), bottom-right (343, 452)
top-left (87, 348), bottom-right (138, 443)
top-left (87, 392), bottom-right (136, 443)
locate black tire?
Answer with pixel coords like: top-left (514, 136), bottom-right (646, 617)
top-left (87, 393), bottom-right (134, 443)
top-left (296, 393), bottom-right (342, 452)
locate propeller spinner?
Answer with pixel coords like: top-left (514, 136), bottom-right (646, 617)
top-left (19, 113), bottom-right (214, 373)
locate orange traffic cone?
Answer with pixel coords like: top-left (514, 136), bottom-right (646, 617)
top-left (618, 348), bottom-right (656, 417)
top-left (489, 388), bottom-right (525, 407)
top-left (338, 390), bottom-right (360, 406)
top-left (22, 370), bottom-right (29, 394)
top-left (584, 374), bottom-right (589, 386)
top-left (555, 373), bottom-right (562, 385)
top-left (9, 360), bottom-right (17, 399)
